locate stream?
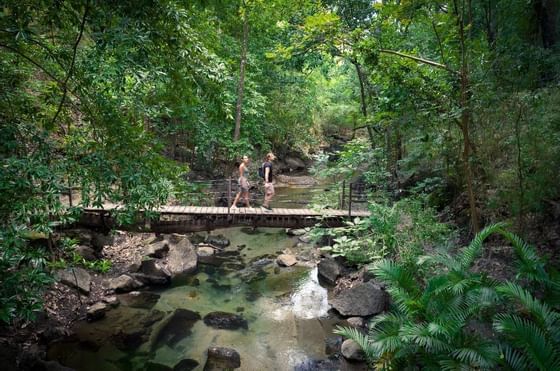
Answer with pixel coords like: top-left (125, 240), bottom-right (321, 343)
top-left (47, 226), bottom-right (348, 371)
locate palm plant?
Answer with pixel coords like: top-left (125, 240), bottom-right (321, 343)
top-left (335, 223), bottom-right (560, 370)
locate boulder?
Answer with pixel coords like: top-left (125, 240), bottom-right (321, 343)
top-left (276, 254), bottom-right (297, 267)
top-left (145, 240), bottom-right (169, 258)
top-left (204, 347), bottom-right (241, 370)
top-left (112, 328), bottom-right (147, 350)
top-left (102, 296), bottom-right (120, 308)
top-left (167, 237), bottom-right (198, 276)
top-left (325, 335), bottom-right (343, 355)
top-left (203, 312), bottom-right (248, 330)
top-left (133, 259), bottom-right (171, 285)
top-left (284, 156), bottom-right (306, 170)
top-left (341, 339), bottom-right (365, 361)
top-left (119, 291), bottom-right (160, 309)
top-left (317, 258), bottom-right (342, 285)
top-left (347, 317), bottom-right (366, 329)
top-left (286, 228), bottom-right (308, 236)
top-left (298, 234), bottom-right (313, 244)
top-left (197, 245), bottom-right (217, 264)
top-left (330, 281), bottom-right (388, 316)
top-left (151, 308), bottom-right (201, 351)
top-left (146, 361), bottom-right (173, 371)
top-left (75, 245), bottom-right (96, 261)
top-left (56, 267), bottom-right (91, 294)
top-left (173, 359), bottom-right (199, 371)
top-left (205, 234), bottom-right (230, 249)
top-left (86, 302), bottom-right (107, 322)
top-left (91, 232), bottom-right (114, 250)
top-left (107, 274), bottom-right (143, 293)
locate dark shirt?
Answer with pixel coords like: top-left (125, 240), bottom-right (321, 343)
top-left (263, 161), bottom-right (273, 182)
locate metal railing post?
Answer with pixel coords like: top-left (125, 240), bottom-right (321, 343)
top-left (348, 182), bottom-right (353, 217)
top-left (227, 178), bottom-right (232, 214)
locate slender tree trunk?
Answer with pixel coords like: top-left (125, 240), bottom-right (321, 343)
top-left (353, 61), bottom-right (375, 147)
top-left (233, 4), bottom-right (248, 142)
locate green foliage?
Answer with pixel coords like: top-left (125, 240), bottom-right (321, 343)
top-left (317, 197), bottom-right (450, 267)
top-left (336, 225), bottom-right (560, 370)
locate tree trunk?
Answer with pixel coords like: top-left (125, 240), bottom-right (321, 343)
top-left (353, 61), bottom-right (375, 147)
top-left (233, 6), bottom-right (249, 142)
top-left (534, 0), bottom-right (558, 49)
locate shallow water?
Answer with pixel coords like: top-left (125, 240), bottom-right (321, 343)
top-left (48, 227), bottom-right (343, 370)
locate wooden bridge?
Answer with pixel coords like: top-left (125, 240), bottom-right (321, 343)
top-left (76, 180), bottom-right (370, 233)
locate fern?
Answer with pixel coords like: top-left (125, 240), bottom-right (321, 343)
top-left (459, 222), bottom-right (507, 270)
top-left (498, 229), bottom-right (548, 283)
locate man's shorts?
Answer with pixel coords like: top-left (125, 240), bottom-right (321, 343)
top-left (264, 182), bottom-right (275, 196)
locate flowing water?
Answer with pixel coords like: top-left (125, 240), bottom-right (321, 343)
top-left (48, 227), bottom-right (346, 371)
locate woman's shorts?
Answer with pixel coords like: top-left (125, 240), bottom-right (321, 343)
top-left (264, 182), bottom-right (275, 196)
top-left (238, 176), bottom-right (250, 191)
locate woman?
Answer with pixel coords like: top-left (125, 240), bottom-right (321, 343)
top-left (231, 155), bottom-right (251, 209)
top-left (261, 152), bottom-right (276, 211)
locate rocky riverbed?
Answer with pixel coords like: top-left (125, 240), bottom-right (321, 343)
top-left (2, 225), bottom-right (389, 371)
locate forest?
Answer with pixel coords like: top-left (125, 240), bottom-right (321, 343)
top-left (1, 0), bottom-right (560, 370)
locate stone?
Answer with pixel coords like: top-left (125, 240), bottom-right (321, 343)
top-left (197, 245), bottom-right (217, 264)
top-left (56, 267), bottom-right (91, 294)
top-left (133, 259), bottom-right (171, 285)
top-left (330, 281), bottom-right (388, 317)
top-left (91, 232), bottom-right (114, 250)
top-left (204, 347), bottom-right (241, 370)
top-left (284, 155), bottom-right (306, 170)
top-left (167, 237), bottom-right (198, 276)
top-left (107, 274), bottom-right (143, 293)
top-left (298, 234), bottom-right (313, 244)
top-left (86, 302), bottom-right (107, 322)
top-left (325, 335), bottom-right (343, 355)
top-left (203, 311), bottom-right (248, 330)
top-left (205, 234), bottom-right (230, 248)
top-left (173, 359), bottom-right (199, 371)
top-left (39, 326), bottom-right (72, 343)
top-left (112, 328), bottom-right (147, 350)
top-left (317, 258), bottom-right (342, 285)
top-left (286, 228), bottom-right (308, 236)
top-left (341, 339), bottom-right (365, 361)
top-left (75, 245), bottom-right (96, 261)
top-left (119, 291), bottom-right (160, 309)
top-left (347, 317), bottom-right (366, 328)
top-left (102, 296), bottom-right (120, 308)
top-left (151, 308), bottom-right (201, 351)
top-left (145, 240), bottom-right (169, 258)
top-left (276, 254), bottom-right (297, 267)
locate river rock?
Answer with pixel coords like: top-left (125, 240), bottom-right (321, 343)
top-left (75, 245), bottom-right (96, 261)
top-left (298, 234), bottom-right (313, 244)
top-left (286, 228), bottom-right (308, 236)
top-left (341, 339), bottom-right (365, 361)
top-left (103, 295), bottom-right (120, 308)
top-left (151, 308), bottom-right (201, 351)
top-left (145, 240), bottom-right (169, 258)
top-left (119, 291), bottom-right (160, 309)
top-left (112, 328), bottom-right (147, 350)
top-left (146, 361), bottom-right (173, 371)
top-left (197, 245), bottom-right (217, 264)
top-left (204, 347), bottom-right (241, 370)
top-left (325, 335), bottom-right (343, 355)
top-left (167, 237), bottom-right (198, 276)
top-left (173, 359), bottom-right (199, 371)
top-left (56, 267), bottom-right (91, 294)
top-left (347, 317), bottom-right (366, 329)
top-left (276, 254), bottom-right (297, 267)
top-left (317, 258), bottom-right (341, 285)
top-left (86, 302), bottom-right (107, 322)
top-left (91, 232), bottom-right (114, 250)
top-left (205, 234), bottom-right (230, 248)
top-left (107, 274), bottom-right (143, 292)
top-left (203, 312), bottom-right (248, 330)
top-left (134, 259), bottom-right (171, 285)
top-left (330, 281), bottom-right (388, 316)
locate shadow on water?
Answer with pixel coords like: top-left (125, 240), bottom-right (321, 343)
top-left (48, 227), bottom-right (346, 370)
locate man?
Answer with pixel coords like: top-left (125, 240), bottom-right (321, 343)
top-left (261, 152), bottom-right (276, 211)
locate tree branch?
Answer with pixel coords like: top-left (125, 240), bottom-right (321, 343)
top-left (51, 0), bottom-right (89, 131)
top-left (379, 48), bottom-right (458, 75)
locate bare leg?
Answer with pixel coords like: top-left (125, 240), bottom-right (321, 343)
top-left (243, 191), bottom-right (251, 207)
top-left (231, 192), bottom-right (241, 207)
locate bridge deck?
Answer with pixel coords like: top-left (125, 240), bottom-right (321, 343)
top-left (83, 205), bottom-right (370, 217)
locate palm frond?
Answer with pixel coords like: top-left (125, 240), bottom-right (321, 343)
top-left (459, 222), bottom-right (507, 270)
top-left (335, 326), bottom-right (376, 362)
top-left (498, 229), bottom-right (548, 283)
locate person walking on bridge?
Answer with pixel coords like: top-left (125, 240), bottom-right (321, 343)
top-left (261, 152), bottom-right (276, 211)
top-left (231, 155), bottom-right (251, 209)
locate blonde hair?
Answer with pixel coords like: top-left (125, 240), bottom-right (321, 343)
top-left (266, 152), bottom-right (276, 161)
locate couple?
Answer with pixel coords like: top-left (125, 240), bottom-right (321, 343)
top-left (231, 152), bottom-right (276, 211)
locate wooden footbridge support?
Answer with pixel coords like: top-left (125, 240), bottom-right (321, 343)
top-left (79, 205), bottom-right (370, 233)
